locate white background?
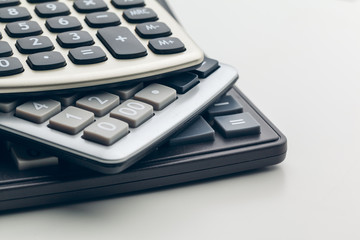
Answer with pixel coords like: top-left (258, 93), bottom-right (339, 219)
top-left (1, 0), bottom-right (360, 239)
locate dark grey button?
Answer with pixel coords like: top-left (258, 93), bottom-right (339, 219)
top-left (111, 0), bottom-right (144, 9)
top-left (207, 95), bottom-right (243, 118)
top-left (0, 0), bottom-right (20, 8)
top-left (214, 112), bottom-right (261, 138)
top-left (16, 36), bottom-right (54, 54)
top-left (5, 21), bottom-right (42, 38)
top-left (27, 0), bottom-right (57, 3)
top-left (56, 31), bottom-right (94, 48)
top-left (35, 2), bottom-right (71, 18)
top-left (83, 117), bottom-right (129, 145)
top-left (0, 7), bottom-right (32, 22)
top-left (169, 116), bottom-right (215, 146)
top-left (148, 37), bottom-right (186, 54)
top-left (51, 93), bottom-right (80, 107)
top-left (135, 22), bottom-right (171, 39)
top-left (109, 82), bottom-right (143, 100)
top-left (85, 12), bottom-right (121, 28)
top-left (0, 98), bottom-right (19, 112)
top-left (68, 46), bottom-right (107, 65)
top-left (73, 0), bottom-right (108, 13)
top-left (27, 51), bottom-right (66, 70)
top-left (123, 8), bottom-right (158, 23)
top-left (0, 41), bottom-right (13, 57)
top-left (46, 16), bottom-right (82, 33)
top-left (192, 57), bottom-right (220, 78)
top-left (97, 26), bottom-right (147, 59)
top-left (0, 57), bottom-right (23, 76)
top-left (160, 72), bottom-right (199, 94)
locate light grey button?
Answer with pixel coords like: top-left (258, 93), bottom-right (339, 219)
top-left (83, 117), bottom-right (129, 145)
top-left (134, 83), bottom-right (176, 110)
top-left (52, 93), bottom-right (81, 107)
top-left (109, 82), bottom-right (143, 100)
top-left (76, 91), bottom-right (119, 117)
top-left (16, 99), bottom-right (61, 123)
top-left (49, 106), bottom-right (94, 135)
top-left (110, 99), bottom-right (153, 127)
top-left (0, 99), bottom-right (20, 113)
top-left (9, 142), bottom-right (58, 171)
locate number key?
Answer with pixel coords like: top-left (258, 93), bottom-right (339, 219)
top-left (76, 92), bottom-right (119, 116)
top-left (15, 99), bottom-right (61, 123)
top-left (0, 0), bottom-right (20, 8)
top-left (0, 7), bottom-right (32, 22)
top-left (35, 2), bottom-right (71, 18)
top-left (46, 16), bottom-right (82, 33)
top-left (16, 36), bottom-right (54, 54)
top-left (5, 21), bottom-right (42, 38)
top-left (56, 31), bottom-right (94, 48)
top-left (0, 57), bottom-right (23, 76)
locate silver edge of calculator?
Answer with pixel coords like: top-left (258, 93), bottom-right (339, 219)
top-left (0, 0), bottom-right (204, 94)
top-left (0, 64), bottom-right (237, 173)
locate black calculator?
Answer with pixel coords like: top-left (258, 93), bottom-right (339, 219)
top-left (0, 0), bottom-right (204, 95)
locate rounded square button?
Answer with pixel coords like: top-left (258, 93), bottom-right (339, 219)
top-left (73, 0), bottom-right (108, 13)
top-left (111, 0), bottom-right (144, 9)
top-left (35, 2), bottom-right (71, 18)
top-left (46, 16), bottom-right (82, 33)
top-left (134, 83), bottom-right (176, 110)
top-left (135, 22), bottom-right (171, 39)
top-left (57, 31), bottom-right (94, 48)
top-left (76, 91), bottom-right (119, 116)
top-left (123, 8), bottom-right (158, 23)
top-left (5, 21), bottom-right (42, 38)
top-left (68, 46), bottom-right (107, 65)
top-left (0, 57), bottom-right (24, 76)
top-left (0, 7), bottom-right (31, 22)
top-left (16, 36), bottom-right (54, 54)
top-left (15, 99), bottom-right (61, 123)
top-left (27, 51), bottom-right (66, 70)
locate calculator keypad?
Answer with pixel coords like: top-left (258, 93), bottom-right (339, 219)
top-left (0, 0), bottom-right (20, 8)
top-left (134, 83), bottom-right (176, 110)
top-left (76, 91), bottom-right (119, 116)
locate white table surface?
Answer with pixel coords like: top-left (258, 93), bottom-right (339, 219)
top-left (1, 0), bottom-right (360, 239)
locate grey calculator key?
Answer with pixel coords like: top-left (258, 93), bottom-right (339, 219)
top-left (135, 22), bottom-right (171, 39)
top-left (68, 46), bottom-right (107, 65)
top-left (0, 41), bottom-right (13, 57)
top-left (0, 98), bottom-right (19, 112)
top-left (56, 31), bottom-right (94, 48)
top-left (192, 57), bottom-right (220, 78)
top-left (46, 16), bottom-right (82, 33)
top-left (48, 106), bottom-right (94, 135)
top-left (51, 93), bottom-right (80, 107)
top-left (26, 51), bottom-right (66, 70)
top-left (214, 112), bottom-right (261, 138)
top-left (110, 99), bottom-right (153, 128)
top-left (160, 72), bottom-right (199, 94)
top-left (16, 99), bottom-right (61, 123)
top-left (16, 36), bottom-right (54, 54)
top-left (123, 8), bottom-right (158, 23)
top-left (35, 2), bottom-right (71, 18)
top-left (0, 7), bottom-right (32, 22)
top-left (9, 142), bottom-right (58, 171)
top-left (0, 0), bottom-right (20, 8)
top-left (134, 83), bottom-right (176, 110)
top-left (5, 21), bottom-right (42, 38)
top-left (73, 0), bottom-right (108, 13)
top-left (0, 57), bottom-right (24, 76)
top-left (207, 95), bottom-right (243, 118)
top-left (111, 0), bottom-right (144, 9)
top-left (169, 116), bottom-right (215, 146)
top-left (148, 37), bottom-right (186, 54)
top-left (76, 91), bottom-right (119, 116)
top-left (108, 82), bottom-right (143, 100)
top-left (83, 117), bottom-right (129, 145)
top-left (85, 12), bottom-right (121, 28)
top-left (97, 26), bottom-right (147, 59)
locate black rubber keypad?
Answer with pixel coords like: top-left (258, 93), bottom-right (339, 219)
top-left (26, 51), bottom-right (66, 70)
top-left (5, 21), bottom-right (43, 38)
top-left (57, 31), bottom-right (94, 48)
top-left (16, 36), bottom-right (54, 54)
top-left (35, 2), bottom-right (71, 18)
top-left (85, 12), bottom-right (121, 28)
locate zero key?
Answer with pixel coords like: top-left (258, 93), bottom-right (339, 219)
top-left (0, 57), bottom-right (24, 76)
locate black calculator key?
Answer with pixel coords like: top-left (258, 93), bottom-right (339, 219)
top-left (46, 16), bottom-right (82, 33)
top-left (123, 8), bottom-right (158, 23)
top-left (214, 112), bottom-right (261, 138)
top-left (85, 12), bottom-right (121, 28)
top-left (73, 0), bottom-right (108, 13)
top-left (0, 7), bottom-right (32, 22)
top-left (148, 37), bottom-right (186, 54)
top-left (27, 0), bottom-right (56, 3)
top-left (111, 0), bottom-right (144, 9)
top-left (207, 95), bottom-right (243, 118)
top-left (0, 57), bottom-right (23, 76)
top-left (192, 57), bottom-right (220, 78)
top-left (56, 31), bottom-right (94, 48)
top-left (97, 26), bottom-right (147, 59)
top-left (169, 116), bottom-right (215, 146)
top-left (135, 22), bottom-right (171, 39)
top-left (0, 41), bottom-right (13, 57)
top-left (27, 51), bottom-right (66, 70)
top-left (161, 72), bottom-right (199, 94)
top-left (16, 36), bottom-right (54, 54)
top-left (68, 46), bottom-right (107, 64)
top-left (0, 0), bottom-right (20, 8)
top-left (35, 2), bottom-right (71, 18)
top-left (5, 21), bottom-right (42, 38)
